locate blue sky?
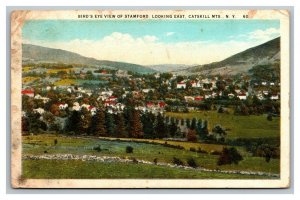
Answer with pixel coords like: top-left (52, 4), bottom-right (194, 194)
top-left (23, 20), bottom-right (279, 43)
top-left (23, 20), bottom-right (280, 65)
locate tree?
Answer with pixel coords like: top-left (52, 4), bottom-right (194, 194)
top-left (129, 110), bottom-right (143, 138)
top-left (78, 108), bottom-right (92, 135)
top-left (115, 113), bottom-right (128, 138)
top-left (26, 112), bottom-right (47, 133)
top-left (154, 113), bottom-right (169, 138)
top-left (186, 118), bottom-right (191, 128)
top-left (190, 118), bottom-right (197, 130)
top-left (90, 109), bottom-right (107, 136)
top-left (105, 112), bottom-right (116, 136)
top-left (217, 147), bottom-right (243, 165)
top-left (141, 112), bottom-right (155, 138)
top-left (65, 110), bottom-right (80, 134)
top-left (186, 129), bottom-right (197, 142)
top-left (168, 121), bottom-right (179, 137)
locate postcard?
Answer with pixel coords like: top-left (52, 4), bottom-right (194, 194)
top-left (10, 9), bottom-right (290, 188)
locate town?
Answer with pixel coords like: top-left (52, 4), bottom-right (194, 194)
top-left (22, 63), bottom-right (280, 142)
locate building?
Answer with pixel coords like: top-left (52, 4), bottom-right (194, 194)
top-left (21, 89), bottom-right (34, 97)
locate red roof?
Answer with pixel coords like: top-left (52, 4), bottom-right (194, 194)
top-left (147, 102), bottom-right (154, 107)
top-left (158, 102), bottom-right (166, 107)
top-left (21, 90), bottom-right (34, 95)
top-left (104, 100), bottom-right (116, 105)
top-left (194, 96), bottom-right (204, 101)
top-left (88, 106), bottom-right (95, 110)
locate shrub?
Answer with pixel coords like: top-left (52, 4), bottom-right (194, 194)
top-left (153, 158), bottom-right (158, 165)
top-left (93, 144), bottom-right (102, 152)
top-left (187, 158), bottom-right (198, 168)
top-left (126, 146), bottom-right (134, 153)
top-left (54, 139), bottom-right (58, 145)
top-left (186, 129), bottom-right (197, 142)
top-left (190, 147), bottom-right (196, 152)
top-left (217, 147), bottom-right (243, 166)
top-left (210, 150), bottom-right (222, 155)
top-left (173, 157), bottom-right (184, 166)
top-left (197, 147), bottom-right (208, 154)
top-left (131, 157), bottom-right (138, 163)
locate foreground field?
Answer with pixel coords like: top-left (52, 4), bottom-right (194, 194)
top-left (166, 111), bottom-right (280, 139)
top-left (22, 135), bottom-right (279, 179)
top-left (22, 159), bottom-right (274, 179)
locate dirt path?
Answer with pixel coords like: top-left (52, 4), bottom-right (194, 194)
top-left (23, 154), bottom-right (280, 178)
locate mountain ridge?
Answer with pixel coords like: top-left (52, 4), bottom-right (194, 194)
top-left (22, 44), bottom-right (156, 74)
top-left (176, 37), bottom-right (280, 75)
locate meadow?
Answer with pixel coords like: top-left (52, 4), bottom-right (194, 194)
top-left (22, 134), bottom-right (279, 179)
top-left (166, 111), bottom-right (280, 139)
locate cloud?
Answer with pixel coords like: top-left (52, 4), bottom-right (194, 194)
top-left (166, 32), bottom-right (175, 36)
top-left (25, 32), bottom-right (270, 65)
top-left (247, 28), bottom-right (280, 41)
top-left (232, 28), bottom-right (280, 42)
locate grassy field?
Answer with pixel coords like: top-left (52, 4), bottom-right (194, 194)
top-left (22, 76), bottom-right (40, 84)
top-left (47, 68), bottom-right (74, 74)
top-left (22, 159), bottom-right (274, 179)
top-left (22, 135), bottom-right (279, 179)
top-left (166, 111), bottom-right (280, 139)
top-left (53, 79), bottom-right (77, 86)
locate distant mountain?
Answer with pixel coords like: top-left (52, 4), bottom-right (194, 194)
top-left (177, 37), bottom-right (280, 75)
top-left (147, 64), bottom-right (193, 72)
top-left (22, 44), bottom-right (156, 74)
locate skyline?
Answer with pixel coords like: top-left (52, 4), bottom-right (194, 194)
top-left (23, 20), bottom-right (280, 65)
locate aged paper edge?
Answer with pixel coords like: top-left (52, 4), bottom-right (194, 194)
top-left (10, 9), bottom-right (290, 188)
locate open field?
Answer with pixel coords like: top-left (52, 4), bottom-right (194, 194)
top-left (53, 79), bottom-right (77, 86)
top-left (22, 159), bottom-right (275, 179)
top-left (166, 111), bottom-right (280, 139)
top-left (47, 68), bottom-right (74, 74)
top-left (22, 76), bottom-right (40, 84)
top-left (22, 135), bottom-right (279, 179)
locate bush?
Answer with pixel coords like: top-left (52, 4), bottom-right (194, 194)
top-left (217, 147), bottom-right (243, 166)
top-left (54, 139), bottom-right (58, 145)
top-left (186, 129), bottom-right (197, 142)
top-left (187, 158), bottom-right (198, 168)
top-left (173, 157), bottom-right (184, 166)
top-left (197, 147), bottom-right (208, 154)
top-left (131, 157), bottom-right (138, 163)
top-left (93, 144), bottom-right (102, 152)
top-left (153, 158), bottom-right (158, 165)
top-left (190, 147), bottom-right (196, 152)
top-left (126, 146), bottom-right (134, 153)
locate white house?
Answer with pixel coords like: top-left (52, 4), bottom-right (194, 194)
top-left (33, 108), bottom-right (45, 114)
top-left (177, 82), bottom-right (186, 89)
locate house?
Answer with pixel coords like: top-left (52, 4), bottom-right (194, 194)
top-left (194, 96), bottom-right (204, 101)
top-left (57, 103), bottom-right (68, 110)
top-left (184, 96), bottom-right (194, 102)
top-left (88, 106), bottom-right (97, 115)
top-left (237, 92), bottom-right (247, 100)
top-left (158, 101), bottom-right (166, 108)
top-left (33, 108), bottom-right (45, 114)
top-left (271, 94), bottom-right (279, 100)
top-left (104, 100), bottom-right (116, 107)
top-left (176, 82), bottom-right (186, 89)
top-left (142, 88), bottom-right (155, 93)
top-left (228, 93), bottom-right (235, 99)
top-left (108, 96), bottom-right (118, 102)
top-left (191, 81), bottom-right (202, 88)
top-left (21, 89), bottom-right (34, 97)
top-left (72, 102), bottom-right (81, 111)
top-left (34, 94), bottom-right (50, 103)
top-left (146, 102), bottom-right (154, 108)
